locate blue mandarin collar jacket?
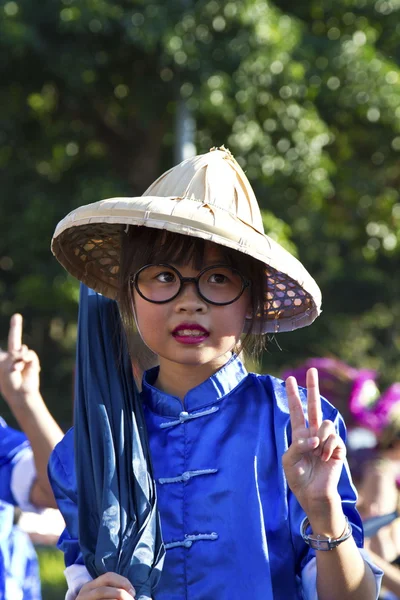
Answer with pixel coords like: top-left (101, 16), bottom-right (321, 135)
top-left (49, 354), bottom-right (364, 599)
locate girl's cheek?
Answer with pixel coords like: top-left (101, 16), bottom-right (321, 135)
top-left (136, 306), bottom-right (167, 338)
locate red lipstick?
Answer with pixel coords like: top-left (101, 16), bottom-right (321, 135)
top-left (172, 322), bottom-right (209, 345)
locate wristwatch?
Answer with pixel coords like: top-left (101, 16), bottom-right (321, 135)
top-left (300, 516), bottom-right (353, 551)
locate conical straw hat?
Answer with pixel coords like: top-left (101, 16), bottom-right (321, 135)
top-left (51, 147), bottom-right (321, 333)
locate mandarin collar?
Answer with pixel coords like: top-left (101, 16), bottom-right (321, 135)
top-left (141, 354), bottom-right (248, 417)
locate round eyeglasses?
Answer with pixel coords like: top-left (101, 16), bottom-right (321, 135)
top-left (132, 263), bottom-right (250, 306)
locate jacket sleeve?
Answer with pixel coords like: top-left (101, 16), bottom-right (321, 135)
top-left (48, 428), bottom-right (84, 568)
top-left (0, 419), bottom-right (32, 507)
top-left (48, 428), bottom-right (94, 599)
top-left (267, 378), bottom-right (364, 574)
top-left (285, 395), bottom-right (382, 598)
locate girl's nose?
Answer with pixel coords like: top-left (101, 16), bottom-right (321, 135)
top-left (174, 281), bottom-right (207, 313)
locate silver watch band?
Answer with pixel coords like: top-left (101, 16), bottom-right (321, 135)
top-left (300, 516), bottom-right (353, 551)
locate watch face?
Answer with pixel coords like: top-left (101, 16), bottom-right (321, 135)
top-left (310, 538), bottom-right (332, 551)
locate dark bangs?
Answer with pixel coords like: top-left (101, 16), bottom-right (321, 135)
top-left (122, 226), bottom-right (254, 272)
top-left (119, 226), bottom-right (268, 357)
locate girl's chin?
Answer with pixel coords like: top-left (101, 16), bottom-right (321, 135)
top-left (145, 337), bottom-right (236, 367)
top-left (158, 348), bottom-right (233, 368)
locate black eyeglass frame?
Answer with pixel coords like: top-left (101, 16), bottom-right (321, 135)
top-left (131, 263), bottom-right (251, 306)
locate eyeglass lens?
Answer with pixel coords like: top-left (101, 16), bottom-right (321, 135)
top-left (136, 265), bottom-right (245, 304)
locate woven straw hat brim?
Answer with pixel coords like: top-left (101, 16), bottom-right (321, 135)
top-left (52, 196), bottom-right (321, 334)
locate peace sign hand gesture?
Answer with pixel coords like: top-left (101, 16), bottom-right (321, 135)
top-left (0, 314), bottom-right (41, 404)
top-left (282, 368), bottom-right (347, 526)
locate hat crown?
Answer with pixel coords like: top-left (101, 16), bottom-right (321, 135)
top-left (142, 147), bottom-right (265, 234)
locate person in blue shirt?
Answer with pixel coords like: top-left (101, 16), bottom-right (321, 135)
top-left (49, 147), bottom-right (382, 599)
top-left (0, 314), bottom-right (64, 600)
top-left (0, 420), bottom-right (42, 600)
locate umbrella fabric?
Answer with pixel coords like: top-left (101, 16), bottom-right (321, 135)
top-left (74, 284), bottom-right (165, 600)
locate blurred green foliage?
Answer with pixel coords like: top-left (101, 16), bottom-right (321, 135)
top-left (37, 546), bottom-right (67, 600)
top-left (1, 0), bottom-right (400, 426)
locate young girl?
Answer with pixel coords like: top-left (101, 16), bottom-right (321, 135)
top-left (49, 147), bottom-right (382, 599)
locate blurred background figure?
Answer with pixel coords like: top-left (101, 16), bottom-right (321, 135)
top-left (358, 398), bottom-right (400, 600)
top-left (0, 314), bottom-right (64, 600)
top-left (283, 358), bottom-right (400, 600)
top-left (357, 387), bottom-right (400, 560)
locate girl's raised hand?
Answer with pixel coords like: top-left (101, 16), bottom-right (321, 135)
top-left (76, 573), bottom-right (136, 600)
top-left (282, 368), bottom-right (347, 516)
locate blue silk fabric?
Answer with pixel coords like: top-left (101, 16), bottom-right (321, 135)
top-left (0, 417), bottom-right (30, 505)
top-left (0, 418), bottom-right (42, 600)
top-left (50, 347), bottom-right (364, 599)
top-left (61, 285), bottom-right (164, 599)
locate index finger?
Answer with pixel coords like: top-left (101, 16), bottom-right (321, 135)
top-left (285, 376), bottom-right (307, 432)
top-left (8, 314), bottom-right (23, 353)
top-left (306, 367), bottom-right (322, 431)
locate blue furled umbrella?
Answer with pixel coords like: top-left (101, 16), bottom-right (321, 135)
top-left (74, 284), bottom-right (165, 600)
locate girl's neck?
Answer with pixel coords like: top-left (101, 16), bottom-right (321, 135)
top-left (155, 353), bottom-right (232, 401)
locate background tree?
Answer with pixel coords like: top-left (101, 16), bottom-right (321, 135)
top-left (1, 0), bottom-right (399, 427)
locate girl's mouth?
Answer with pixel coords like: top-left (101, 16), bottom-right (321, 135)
top-left (172, 324), bottom-right (209, 345)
